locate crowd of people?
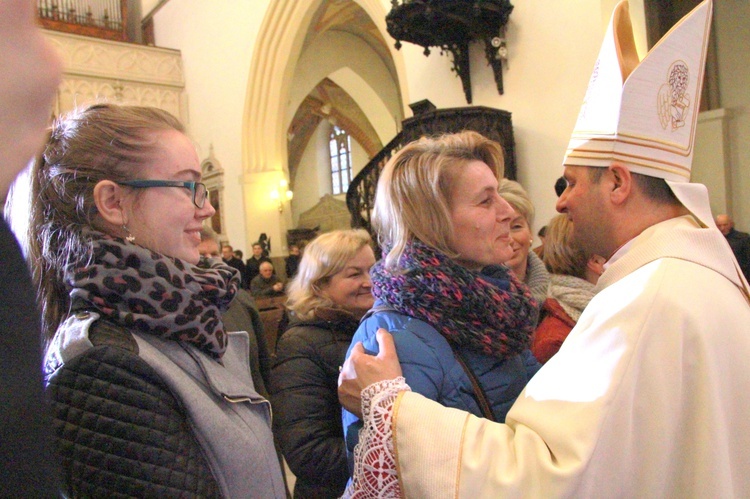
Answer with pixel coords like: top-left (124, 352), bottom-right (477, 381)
top-left (3, 0), bottom-right (750, 497)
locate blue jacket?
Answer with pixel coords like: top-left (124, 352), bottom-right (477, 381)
top-left (342, 300), bottom-right (541, 458)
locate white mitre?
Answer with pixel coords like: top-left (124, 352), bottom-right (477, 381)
top-left (564, 0), bottom-right (715, 228)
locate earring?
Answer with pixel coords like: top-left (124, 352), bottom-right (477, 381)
top-left (122, 224), bottom-right (135, 243)
top-left (529, 239), bottom-right (534, 245)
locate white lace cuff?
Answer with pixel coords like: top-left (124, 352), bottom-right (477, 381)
top-left (344, 377), bottom-right (411, 498)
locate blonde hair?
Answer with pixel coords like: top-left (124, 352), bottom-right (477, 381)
top-left (286, 229), bottom-right (373, 319)
top-left (497, 178), bottom-right (535, 226)
top-left (542, 214), bottom-right (589, 279)
top-left (373, 131), bottom-right (505, 268)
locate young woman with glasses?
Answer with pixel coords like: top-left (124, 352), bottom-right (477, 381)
top-left (29, 103), bottom-right (286, 497)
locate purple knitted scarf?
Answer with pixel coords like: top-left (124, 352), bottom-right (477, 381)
top-left (371, 240), bottom-right (537, 358)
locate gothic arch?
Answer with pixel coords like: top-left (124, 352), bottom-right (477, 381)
top-left (242, 0), bottom-right (409, 178)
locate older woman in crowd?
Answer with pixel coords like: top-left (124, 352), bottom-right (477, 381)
top-left (30, 103), bottom-right (285, 498)
top-left (532, 214), bottom-right (604, 363)
top-left (498, 178), bottom-right (550, 314)
top-left (342, 131), bottom-right (540, 458)
top-left (270, 229), bottom-right (375, 498)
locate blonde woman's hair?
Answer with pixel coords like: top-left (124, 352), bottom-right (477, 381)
top-left (286, 229), bottom-right (372, 320)
top-left (497, 178), bottom-right (535, 227)
top-left (373, 131), bottom-right (505, 268)
top-left (542, 214), bottom-right (589, 279)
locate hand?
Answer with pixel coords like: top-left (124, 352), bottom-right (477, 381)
top-left (338, 328), bottom-right (403, 417)
top-left (272, 282), bottom-right (284, 292)
top-left (0, 0), bottom-right (62, 197)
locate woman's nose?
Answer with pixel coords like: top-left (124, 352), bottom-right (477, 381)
top-left (198, 201), bottom-right (216, 219)
top-left (495, 194), bottom-right (513, 222)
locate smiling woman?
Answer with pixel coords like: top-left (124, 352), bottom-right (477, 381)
top-left (271, 229), bottom-right (375, 498)
top-left (498, 178), bottom-right (550, 317)
top-left (28, 103), bottom-right (286, 498)
top-left (342, 131), bottom-right (542, 477)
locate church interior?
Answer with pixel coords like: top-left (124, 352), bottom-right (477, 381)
top-left (30, 0), bottom-right (750, 264)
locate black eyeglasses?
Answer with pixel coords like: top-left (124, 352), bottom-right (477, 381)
top-left (117, 180), bottom-right (209, 208)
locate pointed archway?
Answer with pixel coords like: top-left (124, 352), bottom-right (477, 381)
top-left (240, 0), bottom-right (409, 254)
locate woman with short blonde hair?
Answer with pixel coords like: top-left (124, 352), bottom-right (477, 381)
top-left (272, 229), bottom-right (376, 498)
top-left (373, 131), bottom-right (505, 268)
top-left (343, 131), bottom-right (541, 470)
top-left (286, 229), bottom-right (373, 320)
top-left (498, 178), bottom-right (549, 313)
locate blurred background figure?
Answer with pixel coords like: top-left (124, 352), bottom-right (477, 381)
top-left (554, 176), bottom-right (568, 197)
top-left (343, 132), bottom-right (541, 465)
top-left (0, 0), bottom-right (63, 495)
top-left (199, 227), bottom-right (271, 396)
top-left (533, 225), bottom-right (548, 258)
top-left (30, 103), bottom-right (285, 497)
top-left (271, 229), bottom-right (375, 498)
top-left (532, 214), bottom-right (604, 364)
top-left (221, 243), bottom-right (248, 287)
top-left (251, 261), bottom-right (286, 297)
top-left (246, 241), bottom-right (272, 287)
top-left (285, 243), bottom-right (301, 279)
top-left (716, 213), bottom-right (750, 280)
top-left (498, 178), bottom-right (550, 317)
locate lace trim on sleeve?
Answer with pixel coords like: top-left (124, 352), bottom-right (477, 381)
top-left (343, 377), bottom-right (411, 498)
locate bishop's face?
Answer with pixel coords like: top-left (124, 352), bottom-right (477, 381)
top-left (556, 166), bottom-right (614, 258)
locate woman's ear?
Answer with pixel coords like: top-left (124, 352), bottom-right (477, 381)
top-left (93, 180), bottom-right (127, 226)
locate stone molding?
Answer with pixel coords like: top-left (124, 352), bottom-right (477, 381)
top-left (43, 30), bottom-right (186, 121)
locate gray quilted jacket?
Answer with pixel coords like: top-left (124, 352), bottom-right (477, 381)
top-left (44, 310), bottom-right (286, 498)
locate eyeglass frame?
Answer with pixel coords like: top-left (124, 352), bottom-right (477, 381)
top-left (116, 179), bottom-right (209, 208)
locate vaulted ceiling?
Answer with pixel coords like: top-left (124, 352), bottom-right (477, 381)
top-left (286, 0), bottom-right (393, 187)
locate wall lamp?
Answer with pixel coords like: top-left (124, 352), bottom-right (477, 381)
top-left (271, 179), bottom-right (293, 213)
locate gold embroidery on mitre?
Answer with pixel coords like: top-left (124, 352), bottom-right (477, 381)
top-left (657, 60), bottom-right (691, 131)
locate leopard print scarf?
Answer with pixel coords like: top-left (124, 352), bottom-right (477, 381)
top-left (64, 229), bottom-right (240, 359)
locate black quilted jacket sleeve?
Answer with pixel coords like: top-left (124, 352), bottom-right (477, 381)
top-left (47, 342), bottom-right (220, 498)
top-left (270, 322), bottom-right (351, 498)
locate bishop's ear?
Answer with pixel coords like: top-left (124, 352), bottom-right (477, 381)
top-left (608, 163), bottom-right (632, 204)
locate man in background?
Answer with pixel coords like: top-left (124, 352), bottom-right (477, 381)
top-left (716, 213), bottom-right (750, 280)
top-left (222, 243), bottom-right (248, 287)
top-left (198, 229), bottom-right (271, 396)
top-left (251, 261), bottom-right (285, 298)
top-left (246, 242), bottom-right (272, 287)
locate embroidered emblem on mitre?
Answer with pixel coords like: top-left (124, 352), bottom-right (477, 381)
top-left (658, 60), bottom-right (691, 131)
top-left (564, 0), bottom-right (716, 228)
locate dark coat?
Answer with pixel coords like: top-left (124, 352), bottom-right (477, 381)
top-left (0, 219), bottom-right (61, 495)
top-left (223, 288), bottom-right (271, 396)
top-left (224, 256), bottom-right (248, 288)
top-left (725, 228), bottom-right (750, 280)
top-left (250, 274), bottom-right (284, 298)
top-left (285, 254), bottom-right (301, 279)
top-left (270, 308), bottom-right (359, 498)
